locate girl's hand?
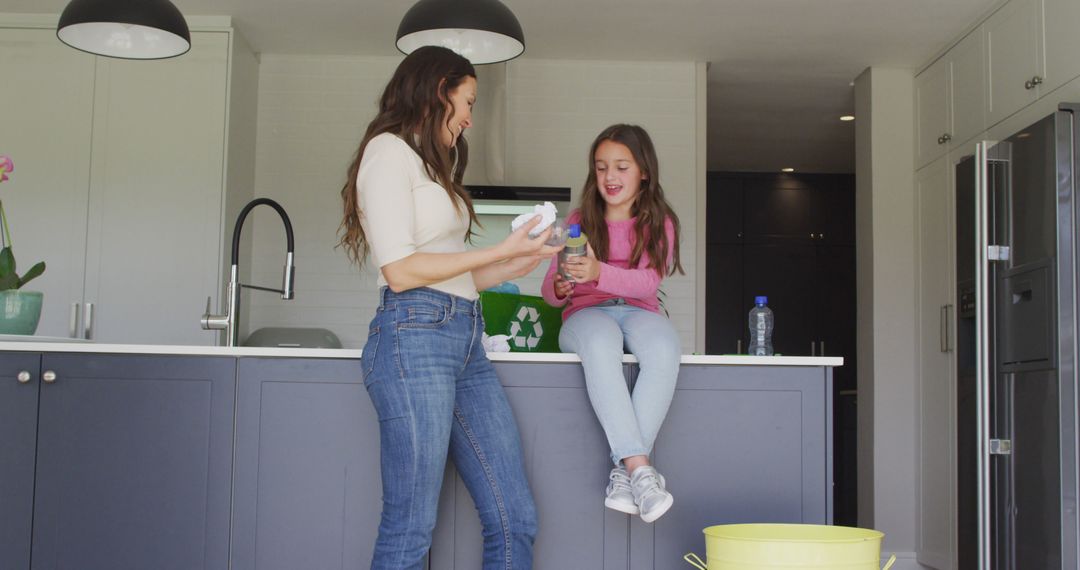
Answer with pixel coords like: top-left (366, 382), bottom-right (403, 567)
top-left (552, 272), bottom-right (574, 299)
top-left (563, 243), bottom-right (601, 283)
top-left (500, 216), bottom-right (563, 259)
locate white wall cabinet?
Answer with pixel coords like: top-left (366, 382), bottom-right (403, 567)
top-left (916, 58), bottom-right (950, 168)
top-left (1042, 0), bottom-right (1080, 94)
top-left (0, 21), bottom-right (255, 345)
top-left (914, 31), bottom-right (985, 169)
top-left (947, 31), bottom-right (985, 153)
top-left (914, 156), bottom-right (957, 570)
top-left (985, 0), bottom-right (1044, 126)
top-left (0, 27), bottom-right (94, 341)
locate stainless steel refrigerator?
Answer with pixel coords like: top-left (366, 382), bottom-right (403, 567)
top-left (956, 104), bottom-right (1080, 570)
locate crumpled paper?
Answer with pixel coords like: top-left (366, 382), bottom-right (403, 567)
top-left (510, 201), bottom-right (557, 237)
top-left (482, 333), bottom-right (512, 353)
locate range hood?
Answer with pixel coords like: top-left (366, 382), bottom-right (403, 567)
top-left (464, 63), bottom-right (571, 214)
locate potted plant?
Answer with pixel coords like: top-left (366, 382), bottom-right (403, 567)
top-left (0, 155), bottom-right (46, 335)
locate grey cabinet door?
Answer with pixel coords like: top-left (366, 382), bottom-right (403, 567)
top-left (630, 364), bottom-right (832, 569)
top-left (30, 353), bottom-right (235, 570)
top-left (231, 357), bottom-right (379, 570)
top-left (430, 361), bottom-right (630, 570)
top-left (0, 352), bottom-right (41, 570)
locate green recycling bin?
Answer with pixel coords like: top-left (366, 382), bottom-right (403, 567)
top-left (479, 291), bottom-right (563, 352)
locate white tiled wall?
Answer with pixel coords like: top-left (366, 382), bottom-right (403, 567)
top-left (248, 55), bottom-right (701, 350)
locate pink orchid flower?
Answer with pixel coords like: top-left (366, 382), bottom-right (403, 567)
top-left (0, 155), bottom-right (12, 183)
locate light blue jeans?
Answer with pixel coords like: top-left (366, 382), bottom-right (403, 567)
top-left (559, 301), bottom-right (681, 465)
top-left (361, 287), bottom-right (538, 570)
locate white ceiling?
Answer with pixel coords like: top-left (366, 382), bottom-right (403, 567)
top-left (6, 0), bottom-right (1000, 173)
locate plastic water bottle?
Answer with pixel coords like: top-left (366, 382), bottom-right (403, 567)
top-left (559, 224), bottom-right (588, 281)
top-left (748, 296), bottom-right (774, 356)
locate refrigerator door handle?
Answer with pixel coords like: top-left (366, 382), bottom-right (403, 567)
top-left (974, 140), bottom-right (993, 570)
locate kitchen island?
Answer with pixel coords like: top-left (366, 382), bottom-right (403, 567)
top-left (0, 342), bottom-right (839, 570)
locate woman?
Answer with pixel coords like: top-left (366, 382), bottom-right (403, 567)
top-left (338, 46), bottom-right (560, 570)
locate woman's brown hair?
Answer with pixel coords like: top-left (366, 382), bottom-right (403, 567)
top-left (578, 124), bottom-right (684, 276)
top-left (338, 46), bottom-right (478, 265)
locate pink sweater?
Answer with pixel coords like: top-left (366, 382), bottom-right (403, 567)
top-left (541, 211), bottom-right (676, 320)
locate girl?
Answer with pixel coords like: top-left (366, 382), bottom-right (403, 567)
top-left (541, 124), bottom-right (684, 523)
top-left (339, 46), bottom-right (561, 570)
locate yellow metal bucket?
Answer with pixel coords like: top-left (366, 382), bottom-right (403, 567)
top-left (683, 524), bottom-right (898, 570)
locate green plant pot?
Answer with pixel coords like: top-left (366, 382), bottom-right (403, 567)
top-left (0, 290), bottom-right (43, 335)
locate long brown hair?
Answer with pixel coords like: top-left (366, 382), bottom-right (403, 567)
top-left (578, 124), bottom-right (684, 276)
top-left (338, 46), bottom-right (478, 265)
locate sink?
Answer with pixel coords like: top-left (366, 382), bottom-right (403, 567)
top-left (242, 327), bottom-right (342, 349)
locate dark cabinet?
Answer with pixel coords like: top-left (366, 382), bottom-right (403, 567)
top-left (742, 242), bottom-right (820, 356)
top-left (230, 357), bottom-right (378, 570)
top-left (629, 364), bottom-right (832, 569)
top-left (705, 245), bottom-right (744, 355)
top-left (3, 351), bottom-right (835, 570)
top-left (430, 362), bottom-right (629, 570)
top-left (705, 174), bottom-right (745, 244)
top-left (434, 362), bottom-right (833, 570)
top-left (0, 352), bottom-right (236, 570)
top-left (0, 353), bottom-right (39, 570)
top-left (743, 176), bottom-right (821, 242)
top-left (737, 174), bottom-right (853, 245)
top-left (815, 245), bottom-right (857, 391)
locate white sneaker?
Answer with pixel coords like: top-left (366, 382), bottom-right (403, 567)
top-left (631, 466), bottom-right (673, 523)
top-left (604, 466), bottom-right (639, 514)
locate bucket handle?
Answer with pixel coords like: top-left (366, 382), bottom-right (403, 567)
top-left (684, 550), bottom-right (895, 570)
top-left (683, 552), bottom-right (707, 570)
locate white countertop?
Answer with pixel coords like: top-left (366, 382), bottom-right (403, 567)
top-left (0, 339), bottom-right (842, 366)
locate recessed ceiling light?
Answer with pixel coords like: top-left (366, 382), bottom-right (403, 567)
top-left (840, 115), bottom-right (855, 122)
top-left (781, 168), bottom-right (795, 173)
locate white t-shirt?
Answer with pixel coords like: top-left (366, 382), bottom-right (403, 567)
top-left (355, 132), bottom-right (478, 300)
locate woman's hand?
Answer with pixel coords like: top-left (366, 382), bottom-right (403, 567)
top-left (499, 216), bottom-right (563, 259)
top-left (471, 217), bottom-right (565, 291)
top-left (499, 254), bottom-right (547, 281)
top-left (562, 244), bottom-right (601, 283)
top-left (552, 272), bottom-right (574, 299)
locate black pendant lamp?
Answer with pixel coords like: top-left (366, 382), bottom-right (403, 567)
top-left (396, 0), bottom-right (525, 65)
top-left (57, 0), bottom-right (191, 60)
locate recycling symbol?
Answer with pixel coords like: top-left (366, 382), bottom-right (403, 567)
top-left (507, 304), bottom-right (544, 350)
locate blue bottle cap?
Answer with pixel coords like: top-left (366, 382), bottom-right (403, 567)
top-left (568, 224), bottom-right (581, 238)
top-left (755, 295), bottom-right (768, 305)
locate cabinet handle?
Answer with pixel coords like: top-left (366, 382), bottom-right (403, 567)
top-left (940, 304), bottom-right (953, 352)
top-left (42, 370), bottom-right (56, 384)
top-left (736, 339), bottom-right (742, 354)
top-left (17, 371), bottom-right (32, 384)
top-left (1024, 76), bottom-right (1043, 90)
top-left (811, 341), bottom-right (816, 356)
top-left (84, 303), bottom-right (94, 340)
top-left (820, 341), bottom-right (826, 356)
top-left (69, 303), bottom-right (81, 338)
top-left (938, 133), bottom-right (952, 145)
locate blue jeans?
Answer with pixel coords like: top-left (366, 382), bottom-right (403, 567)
top-left (559, 302), bottom-right (681, 465)
top-left (361, 287), bottom-right (538, 570)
